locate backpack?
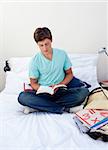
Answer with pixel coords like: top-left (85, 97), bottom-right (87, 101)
top-left (75, 48), bottom-right (108, 141)
top-left (84, 86), bottom-right (108, 110)
top-left (83, 86), bottom-right (108, 142)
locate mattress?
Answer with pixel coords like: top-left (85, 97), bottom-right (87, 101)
top-left (0, 53), bottom-right (107, 149)
top-left (0, 92), bottom-right (108, 150)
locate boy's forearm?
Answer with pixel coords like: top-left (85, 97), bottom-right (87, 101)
top-left (59, 74), bottom-right (73, 85)
top-left (31, 83), bottom-right (40, 91)
top-left (30, 78), bottom-right (40, 91)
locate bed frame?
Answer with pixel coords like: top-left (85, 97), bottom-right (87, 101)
top-left (4, 60), bottom-right (11, 72)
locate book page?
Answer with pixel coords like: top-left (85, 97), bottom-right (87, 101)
top-left (36, 86), bottom-right (54, 95)
top-left (36, 84), bottom-right (67, 95)
top-left (53, 84), bottom-right (67, 90)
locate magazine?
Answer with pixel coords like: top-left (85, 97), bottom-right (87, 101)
top-left (75, 109), bottom-right (108, 129)
top-left (36, 84), bottom-right (67, 95)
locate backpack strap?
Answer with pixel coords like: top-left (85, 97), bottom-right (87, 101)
top-left (103, 134), bottom-right (108, 142)
top-left (84, 86), bottom-right (108, 108)
top-left (83, 87), bottom-right (102, 108)
top-left (87, 130), bottom-right (108, 142)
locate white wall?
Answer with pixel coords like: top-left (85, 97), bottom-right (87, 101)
top-left (107, 1), bottom-right (108, 48)
top-left (2, 1), bottom-right (107, 57)
top-left (0, 3), bottom-right (6, 91)
top-left (0, 1), bottom-right (107, 91)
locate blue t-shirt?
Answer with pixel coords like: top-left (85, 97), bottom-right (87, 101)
top-left (29, 48), bottom-right (72, 86)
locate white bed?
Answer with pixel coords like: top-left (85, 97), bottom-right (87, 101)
top-left (0, 53), bottom-right (107, 150)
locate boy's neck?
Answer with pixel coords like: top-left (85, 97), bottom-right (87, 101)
top-left (43, 48), bottom-right (53, 60)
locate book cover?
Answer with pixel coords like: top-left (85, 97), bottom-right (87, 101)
top-left (24, 83), bottom-right (33, 91)
top-left (75, 109), bottom-right (108, 129)
top-left (90, 117), bottom-right (108, 129)
top-left (36, 84), bottom-right (67, 95)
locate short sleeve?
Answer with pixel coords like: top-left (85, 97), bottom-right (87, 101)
top-left (29, 57), bottom-right (39, 79)
top-left (63, 52), bottom-right (72, 70)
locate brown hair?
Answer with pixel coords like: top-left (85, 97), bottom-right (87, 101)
top-left (34, 27), bottom-right (52, 43)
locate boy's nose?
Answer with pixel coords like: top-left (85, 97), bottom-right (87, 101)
top-left (43, 46), bottom-right (47, 51)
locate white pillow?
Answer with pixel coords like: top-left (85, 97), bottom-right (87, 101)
top-left (8, 54), bottom-right (98, 73)
top-left (4, 71), bottom-right (30, 95)
top-left (4, 53), bottom-right (98, 94)
top-left (9, 57), bottom-right (32, 73)
top-left (68, 53), bottom-right (98, 68)
top-left (68, 53), bottom-right (99, 90)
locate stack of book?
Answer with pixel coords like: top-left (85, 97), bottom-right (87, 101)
top-left (74, 109), bottom-right (108, 133)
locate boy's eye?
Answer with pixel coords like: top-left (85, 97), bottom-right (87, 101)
top-left (40, 44), bottom-right (43, 47)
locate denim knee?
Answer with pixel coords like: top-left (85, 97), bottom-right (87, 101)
top-left (81, 87), bottom-right (89, 97)
top-left (72, 87), bottom-right (89, 104)
top-left (18, 92), bottom-right (27, 106)
top-left (79, 87), bottom-right (89, 101)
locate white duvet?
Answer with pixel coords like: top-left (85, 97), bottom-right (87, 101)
top-left (0, 92), bottom-right (107, 150)
top-left (0, 53), bottom-right (107, 149)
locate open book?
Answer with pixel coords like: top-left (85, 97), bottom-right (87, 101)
top-left (36, 84), bottom-right (67, 95)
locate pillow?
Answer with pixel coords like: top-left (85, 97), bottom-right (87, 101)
top-left (4, 53), bottom-right (99, 94)
top-left (3, 71), bottom-right (30, 95)
top-left (68, 53), bottom-right (98, 68)
top-left (68, 53), bottom-right (99, 90)
top-left (9, 57), bottom-right (32, 73)
top-left (8, 54), bottom-right (98, 73)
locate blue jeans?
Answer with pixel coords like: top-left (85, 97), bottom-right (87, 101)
top-left (18, 78), bottom-right (89, 114)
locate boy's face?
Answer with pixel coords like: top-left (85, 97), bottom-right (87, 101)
top-left (37, 38), bottom-right (52, 54)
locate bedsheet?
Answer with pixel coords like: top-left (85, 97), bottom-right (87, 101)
top-left (0, 92), bottom-right (107, 150)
